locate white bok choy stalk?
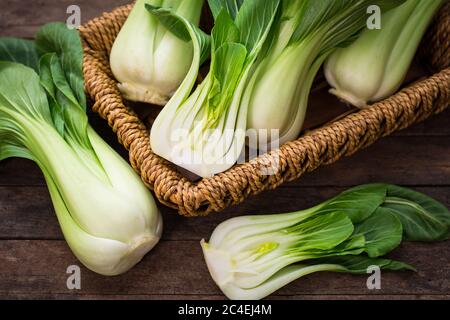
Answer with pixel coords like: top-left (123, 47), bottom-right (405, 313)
top-left (0, 23), bottom-right (162, 276)
top-left (110, 0), bottom-right (204, 105)
top-left (246, 0), bottom-right (406, 147)
top-left (324, 0), bottom-right (445, 108)
top-left (149, 0), bottom-right (281, 178)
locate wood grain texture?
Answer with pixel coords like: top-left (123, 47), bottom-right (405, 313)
top-left (1, 186), bottom-right (449, 241)
top-left (0, 240), bottom-right (449, 298)
top-left (4, 294), bottom-right (450, 300)
top-left (0, 0), bottom-right (449, 300)
top-left (0, 0), bottom-right (131, 38)
top-left (2, 133), bottom-right (449, 187)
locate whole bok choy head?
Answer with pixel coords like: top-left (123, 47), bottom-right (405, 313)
top-left (0, 23), bottom-right (162, 276)
top-left (110, 0), bottom-right (204, 105)
top-left (149, 0), bottom-right (280, 177)
top-left (246, 0), bottom-right (406, 147)
top-left (202, 184), bottom-right (450, 300)
top-left (324, 0), bottom-right (444, 108)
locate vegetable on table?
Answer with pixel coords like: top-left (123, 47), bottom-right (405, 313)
top-left (324, 0), bottom-right (445, 108)
top-left (246, 0), bottom-right (406, 147)
top-left (201, 184), bottom-right (450, 300)
top-left (149, 0), bottom-right (280, 177)
top-left (0, 23), bottom-right (162, 276)
top-left (110, 0), bottom-right (204, 105)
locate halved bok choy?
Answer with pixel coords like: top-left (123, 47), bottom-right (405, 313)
top-left (202, 184), bottom-right (450, 300)
top-left (149, 0), bottom-right (281, 177)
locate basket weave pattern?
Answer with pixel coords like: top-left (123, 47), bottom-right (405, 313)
top-left (80, 3), bottom-right (450, 217)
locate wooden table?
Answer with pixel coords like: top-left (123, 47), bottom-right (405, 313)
top-left (1, 0), bottom-right (449, 300)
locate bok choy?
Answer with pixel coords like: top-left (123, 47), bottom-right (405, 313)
top-left (110, 0), bottom-right (204, 105)
top-left (149, 0), bottom-right (280, 177)
top-left (202, 184), bottom-right (450, 300)
top-left (324, 0), bottom-right (444, 108)
top-left (0, 23), bottom-right (162, 276)
top-left (246, 0), bottom-right (406, 146)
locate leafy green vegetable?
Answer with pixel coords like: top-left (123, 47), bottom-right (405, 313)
top-left (383, 185), bottom-right (450, 241)
top-left (202, 184), bottom-right (449, 300)
top-left (246, 0), bottom-right (406, 147)
top-left (149, 0), bottom-right (281, 177)
top-left (311, 255), bottom-right (416, 274)
top-left (110, 0), bottom-right (205, 105)
top-left (0, 24), bottom-right (162, 276)
top-left (325, 0), bottom-right (445, 107)
top-left (36, 22), bottom-right (87, 109)
top-left (208, 0), bottom-right (244, 19)
top-left (0, 38), bottom-right (39, 71)
top-left (353, 207), bottom-right (403, 258)
top-left (317, 184), bottom-right (387, 223)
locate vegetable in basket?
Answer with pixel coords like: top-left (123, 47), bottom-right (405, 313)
top-left (149, 0), bottom-right (280, 177)
top-left (246, 0), bottom-right (407, 147)
top-left (324, 0), bottom-right (445, 108)
top-left (0, 23), bottom-right (162, 276)
top-left (202, 184), bottom-right (450, 300)
top-left (149, 0), bottom-right (407, 176)
top-left (110, 0), bottom-right (205, 105)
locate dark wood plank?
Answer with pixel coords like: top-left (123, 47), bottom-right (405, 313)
top-left (0, 186), bottom-right (61, 240)
top-left (0, 0), bottom-right (131, 38)
top-left (0, 160), bottom-right (42, 187)
top-left (393, 107), bottom-right (450, 136)
top-left (4, 293), bottom-right (227, 300)
top-left (2, 134), bottom-right (449, 187)
top-left (0, 240), bottom-right (448, 298)
top-left (293, 135), bottom-right (450, 187)
top-left (1, 186), bottom-right (449, 240)
top-left (3, 293), bottom-right (449, 300)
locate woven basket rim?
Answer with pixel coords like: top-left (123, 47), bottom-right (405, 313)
top-left (80, 2), bottom-right (450, 217)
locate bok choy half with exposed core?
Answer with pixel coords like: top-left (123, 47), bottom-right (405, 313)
top-left (202, 184), bottom-right (450, 300)
top-left (0, 23), bottom-right (162, 276)
top-left (324, 0), bottom-right (445, 108)
top-left (149, 0), bottom-right (280, 178)
top-left (110, 0), bottom-right (204, 105)
top-left (246, 0), bottom-right (407, 147)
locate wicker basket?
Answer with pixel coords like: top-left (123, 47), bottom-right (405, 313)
top-left (79, 2), bottom-right (450, 217)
